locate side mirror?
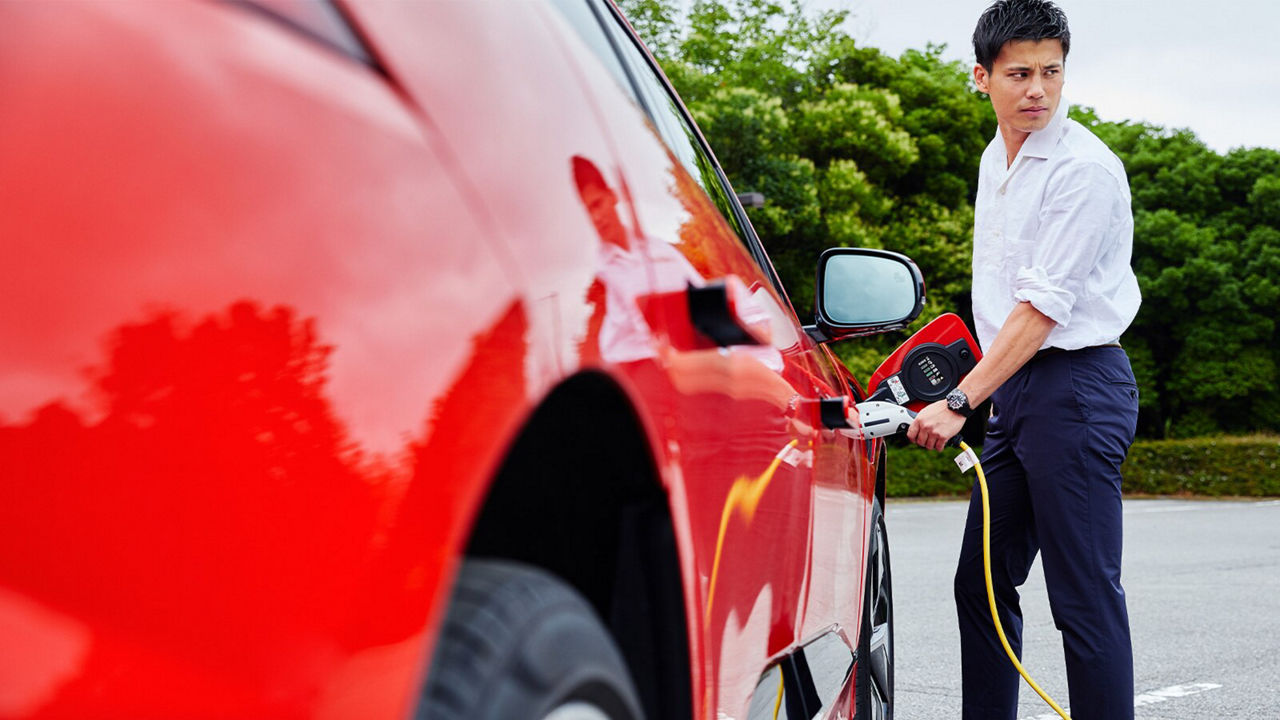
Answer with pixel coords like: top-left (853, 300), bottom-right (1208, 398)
top-left (806, 248), bottom-right (925, 343)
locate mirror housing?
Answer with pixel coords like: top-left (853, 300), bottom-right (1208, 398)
top-left (805, 248), bottom-right (925, 343)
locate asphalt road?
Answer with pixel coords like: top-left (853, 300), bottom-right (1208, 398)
top-left (885, 496), bottom-right (1280, 719)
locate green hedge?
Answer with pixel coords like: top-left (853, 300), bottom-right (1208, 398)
top-left (883, 441), bottom-right (976, 497)
top-left (885, 434), bottom-right (1280, 498)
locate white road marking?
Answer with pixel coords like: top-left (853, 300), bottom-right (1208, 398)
top-left (1133, 682), bottom-right (1223, 706)
top-left (1125, 500), bottom-right (1280, 515)
top-left (1124, 504), bottom-right (1218, 515)
top-left (1018, 682), bottom-right (1222, 720)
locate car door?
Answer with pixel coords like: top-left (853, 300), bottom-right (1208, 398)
top-left (548, 2), bottom-right (872, 715)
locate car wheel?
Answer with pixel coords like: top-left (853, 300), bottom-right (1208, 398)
top-left (416, 558), bottom-right (645, 720)
top-left (854, 498), bottom-right (894, 720)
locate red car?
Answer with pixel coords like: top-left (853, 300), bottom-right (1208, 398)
top-left (0, 1), bottom-right (932, 718)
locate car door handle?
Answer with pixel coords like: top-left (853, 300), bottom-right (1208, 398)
top-left (686, 275), bottom-right (771, 348)
top-left (818, 396), bottom-right (851, 430)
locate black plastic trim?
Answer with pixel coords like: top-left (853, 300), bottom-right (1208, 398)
top-left (819, 397), bottom-right (850, 430)
top-left (687, 282), bottom-right (763, 347)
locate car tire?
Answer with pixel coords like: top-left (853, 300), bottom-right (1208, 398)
top-left (416, 558), bottom-right (645, 720)
top-left (854, 498), bottom-right (894, 720)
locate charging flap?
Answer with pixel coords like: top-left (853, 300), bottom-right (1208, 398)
top-left (866, 313), bottom-right (982, 411)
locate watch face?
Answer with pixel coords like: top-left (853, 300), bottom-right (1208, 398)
top-left (947, 389), bottom-right (966, 410)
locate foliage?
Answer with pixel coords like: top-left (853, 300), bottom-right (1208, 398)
top-left (881, 441), bottom-right (977, 498)
top-left (1121, 435), bottom-right (1280, 496)
top-left (1072, 108), bottom-right (1280, 437)
top-left (619, 0), bottom-right (1280, 437)
top-left (618, 0), bottom-right (991, 328)
top-left (885, 435), bottom-right (1280, 498)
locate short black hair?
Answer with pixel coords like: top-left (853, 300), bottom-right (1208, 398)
top-left (973, 0), bottom-right (1071, 71)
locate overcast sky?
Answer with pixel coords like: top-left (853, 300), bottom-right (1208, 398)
top-left (805, 0), bottom-right (1280, 153)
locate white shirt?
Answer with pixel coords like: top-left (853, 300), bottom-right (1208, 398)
top-left (972, 101), bottom-right (1141, 352)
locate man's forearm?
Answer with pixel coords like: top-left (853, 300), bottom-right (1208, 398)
top-left (958, 301), bottom-right (1056, 406)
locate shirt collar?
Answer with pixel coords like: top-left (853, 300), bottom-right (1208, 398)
top-left (1018, 99), bottom-right (1069, 160)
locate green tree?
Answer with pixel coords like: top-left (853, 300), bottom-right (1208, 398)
top-left (1072, 110), bottom-right (1280, 437)
top-left (621, 0), bottom-right (1280, 436)
top-left (620, 0), bottom-right (991, 368)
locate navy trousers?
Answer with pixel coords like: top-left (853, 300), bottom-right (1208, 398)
top-left (954, 346), bottom-right (1139, 720)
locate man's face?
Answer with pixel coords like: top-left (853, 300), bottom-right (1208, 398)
top-left (974, 39), bottom-right (1065, 137)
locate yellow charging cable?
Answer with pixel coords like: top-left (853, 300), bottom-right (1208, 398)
top-left (959, 440), bottom-right (1072, 720)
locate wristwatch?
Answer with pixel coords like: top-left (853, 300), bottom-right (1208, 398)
top-left (946, 388), bottom-right (974, 418)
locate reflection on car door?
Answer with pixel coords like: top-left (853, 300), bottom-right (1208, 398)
top-left (541, 0), bottom-right (871, 716)
top-left (557, 4), bottom-right (860, 716)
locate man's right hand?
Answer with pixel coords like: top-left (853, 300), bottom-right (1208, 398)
top-left (907, 399), bottom-right (968, 452)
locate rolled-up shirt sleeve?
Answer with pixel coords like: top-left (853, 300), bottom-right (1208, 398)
top-left (1012, 160), bottom-right (1120, 327)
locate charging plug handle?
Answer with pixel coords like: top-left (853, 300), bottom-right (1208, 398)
top-left (847, 400), bottom-right (963, 447)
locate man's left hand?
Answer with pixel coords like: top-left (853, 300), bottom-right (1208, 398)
top-left (907, 400), bottom-right (968, 451)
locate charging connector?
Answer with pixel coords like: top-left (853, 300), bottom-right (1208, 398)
top-left (840, 401), bottom-right (916, 441)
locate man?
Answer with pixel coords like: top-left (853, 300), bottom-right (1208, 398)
top-left (906, 1), bottom-right (1141, 718)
